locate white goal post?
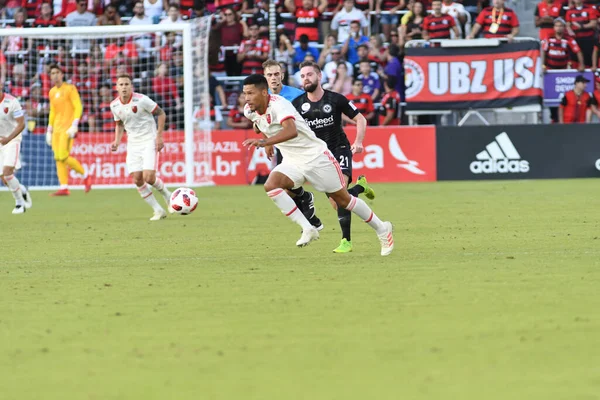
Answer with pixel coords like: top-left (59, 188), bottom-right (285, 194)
top-left (0, 17), bottom-right (212, 189)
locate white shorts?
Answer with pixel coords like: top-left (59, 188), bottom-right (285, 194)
top-left (272, 150), bottom-right (345, 193)
top-left (0, 140), bottom-right (22, 173)
top-left (127, 141), bottom-right (157, 174)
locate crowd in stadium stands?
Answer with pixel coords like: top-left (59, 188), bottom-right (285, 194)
top-left (3, 0), bottom-right (600, 128)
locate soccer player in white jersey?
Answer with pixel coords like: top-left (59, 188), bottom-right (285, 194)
top-left (242, 74), bottom-right (394, 256)
top-left (0, 88), bottom-right (32, 214)
top-left (110, 74), bottom-right (171, 221)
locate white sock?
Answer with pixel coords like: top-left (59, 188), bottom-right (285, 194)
top-left (137, 183), bottom-right (163, 212)
top-left (267, 188), bottom-right (312, 230)
top-left (345, 196), bottom-right (386, 234)
top-left (60, 184), bottom-right (68, 190)
top-left (152, 178), bottom-right (169, 194)
top-left (5, 175), bottom-right (24, 205)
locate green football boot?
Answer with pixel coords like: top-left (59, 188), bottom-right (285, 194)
top-left (333, 238), bottom-right (353, 253)
top-left (355, 175), bottom-right (375, 200)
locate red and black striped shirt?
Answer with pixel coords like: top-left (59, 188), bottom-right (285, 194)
top-left (97, 101), bottom-right (115, 133)
top-left (423, 13), bottom-right (456, 39)
top-left (380, 0), bottom-right (400, 11)
top-left (475, 6), bottom-right (520, 38)
top-left (379, 90), bottom-right (402, 125)
top-left (22, 0), bottom-right (51, 18)
top-left (543, 36), bottom-right (581, 69)
top-left (566, 6), bottom-right (597, 39)
top-left (238, 38), bottom-right (270, 75)
top-left (295, 7), bottom-right (321, 42)
top-left (346, 93), bottom-right (375, 114)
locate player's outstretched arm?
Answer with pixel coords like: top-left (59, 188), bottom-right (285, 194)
top-left (153, 106), bottom-right (166, 152)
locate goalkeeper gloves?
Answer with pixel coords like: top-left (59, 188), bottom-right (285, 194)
top-left (66, 119), bottom-right (79, 138)
top-left (46, 126), bottom-right (53, 146)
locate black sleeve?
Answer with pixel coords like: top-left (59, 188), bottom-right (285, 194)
top-left (588, 93), bottom-right (595, 106)
top-left (560, 94), bottom-right (568, 107)
top-left (337, 92), bottom-right (360, 119)
top-left (292, 95), bottom-right (303, 110)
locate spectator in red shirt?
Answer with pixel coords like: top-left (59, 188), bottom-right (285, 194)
top-left (468, 0), bottom-right (519, 40)
top-left (346, 79), bottom-right (376, 122)
top-left (71, 60), bottom-right (98, 132)
top-left (291, 0), bottom-right (328, 42)
top-left (423, 0), bottom-right (460, 40)
top-left (566, 0), bottom-right (597, 68)
top-left (7, 63), bottom-right (30, 102)
top-left (97, 84), bottom-right (116, 133)
top-left (559, 75), bottom-right (593, 123)
top-left (542, 18), bottom-right (584, 71)
top-left (534, 0), bottom-right (565, 41)
top-left (25, 83), bottom-right (50, 134)
top-left (33, 2), bottom-right (61, 27)
top-left (237, 23), bottom-right (271, 75)
top-left (212, 7), bottom-right (248, 76)
top-left (152, 62), bottom-right (182, 129)
top-left (590, 71), bottom-right (600, 119)
top-left (0, 51), bottom-right (6, 89)
top-left (227, 93), bottom-right (253, 129)
top-left (22, 0), bottom-right (51, 19)
top-left (379, 76), bottom-right (402, 125)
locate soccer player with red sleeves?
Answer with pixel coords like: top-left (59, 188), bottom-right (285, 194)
top-left (541, 18), bottom-right (584, 71)
top-left (422, 0), bottom-right (460, 40)
top-left (468, 0), bottom-right (519, 40)
top-left (0, 88), bottom-right (32, 214)
top-left (110, 75), bottom-right (171, 221)
top-left (242, 74), bottom-right (394, 256)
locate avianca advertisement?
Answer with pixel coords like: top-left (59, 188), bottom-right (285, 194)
top-left (404, 41), bottom-right (543, 110)
top-left (61, 127), bottom-right (436, 187)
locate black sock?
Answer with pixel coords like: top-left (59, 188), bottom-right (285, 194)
top-left (337, 207), bottom-right (351, 241)
top-left (348, 185), bottom-right (364, 197)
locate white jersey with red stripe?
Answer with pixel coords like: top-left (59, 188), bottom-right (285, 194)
top-left (244, 94), bottom-right (328, 163)
top-left (110, 92), bottom-right (159, 144)
top-left (0, 93), bottom-right (24, 143)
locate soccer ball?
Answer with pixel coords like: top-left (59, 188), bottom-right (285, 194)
top-left (169, 188), bottom-right (198, 215)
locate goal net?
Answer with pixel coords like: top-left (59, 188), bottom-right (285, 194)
top-left (0, 17), bottom-right (212, 189)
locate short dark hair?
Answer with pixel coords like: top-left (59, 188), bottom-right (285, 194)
top-left (350, 20), bottom-right (360, 25)
top-left (243, 74), bottom-right (268, 90)
top-left (49, 64), bottom-right (63, 73)
top-left (388, 44), bottom-right (400, 58)
top-left (298, 60), bottom-right (321, 73)
top-left (353, 79), bottom-right (363, 85)
top-left (117, 73), bottom-right (133, 81)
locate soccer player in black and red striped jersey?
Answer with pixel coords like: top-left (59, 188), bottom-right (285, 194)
top-left (542, 18), bottom-right (584, 71)
top-left (468, 0), bottom-right (519, 40)
top-left (422, 0), bottom-right (460, 40)
top-left (566, 0), bottom-right (597, 68)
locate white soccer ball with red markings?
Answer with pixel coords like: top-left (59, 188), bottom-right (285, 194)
top-left (169, 187), bottom-right (198, 215)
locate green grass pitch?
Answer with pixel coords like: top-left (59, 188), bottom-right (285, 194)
top-left (2, 180), bottom-right (600, 400)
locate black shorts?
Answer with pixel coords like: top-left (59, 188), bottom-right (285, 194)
top-left (331, 146), bottom-right (352, 183)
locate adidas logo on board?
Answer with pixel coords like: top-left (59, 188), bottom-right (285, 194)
top-left (470, 132), bottom-right (530, 174)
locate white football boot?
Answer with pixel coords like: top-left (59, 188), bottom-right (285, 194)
top-left (21, 185), bottom-right (32, 209)
top-left (12, 204), bottom-right (26, 214)
top-left (378, 221), bottom-right (394, 256)
top-left (150, 209), bottom-right (167, 221)
top-left (296, 226), bottom-right (319, 247)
